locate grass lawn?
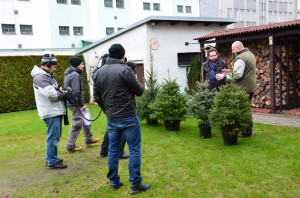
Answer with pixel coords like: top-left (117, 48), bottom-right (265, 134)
top-left (0, 104), bottom-right (299, 197)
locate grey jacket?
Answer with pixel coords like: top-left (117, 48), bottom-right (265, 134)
top-left (93, 58), bottom-right (144, 119)
top-left (63, 66), bottom-right (84, 107)
top-left (31, 66), bottom-right (66, 119)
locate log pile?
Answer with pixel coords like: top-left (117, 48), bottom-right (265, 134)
top-left (216, 38), bottom-right (300, 109)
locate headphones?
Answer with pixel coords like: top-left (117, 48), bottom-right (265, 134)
top-left (41, 54), bottom-right (58, 67)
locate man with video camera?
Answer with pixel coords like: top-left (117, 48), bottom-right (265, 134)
top-left (31, 54), bottom-right (67, 169)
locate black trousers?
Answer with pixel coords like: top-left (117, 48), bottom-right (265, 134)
top-left (245, 92), bottom-right (253, 135)
top-left (100, 130), bottom-right (126, 155)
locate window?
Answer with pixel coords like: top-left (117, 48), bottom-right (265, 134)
top-left (18, 44), bottom-right (22, 49)
top-left (185, 6), bottom-right (192, 13)
top-left (153, 3), bottom-right (160, 11)
top-left (71, 0), bottom-right (80, 5)
top-left (59, 26), bottom-right (69, 35)
top-left (20, 25), bottom-right (33, 35)
top-left (104, 0), bottom-right (113, 7)
top-left (106, 27), bottom-right (114, 35)
top-left (116, 0), bottom-right (124, 8)
top-left (177, 5), bottom-right (183, 13)
top-left (177, 53), bottom-right (199, 67)
top-left (57, 0), bottom-right (67, 4)
top-left (1, 24), bottom-right (16, 34)
top-left (143, 2), bottom-right (151, 10)
top-left (73, 26), bottom-right (83, 35)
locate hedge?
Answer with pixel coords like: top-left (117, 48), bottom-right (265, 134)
top-left (0, 55), bottom-right (90, 113)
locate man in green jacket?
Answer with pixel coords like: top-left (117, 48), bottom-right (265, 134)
top-left (216, 41), bottom-right (256, 137)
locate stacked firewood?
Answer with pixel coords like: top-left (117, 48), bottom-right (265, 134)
top-left (216, 38), bottom-right (300, 109)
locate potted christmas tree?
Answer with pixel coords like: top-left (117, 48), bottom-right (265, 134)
top-left (188, 81), bottom-right (214, 138)
top-left (136, 66), bottom-right (160, 125)
top-left (149, 78), bottom-right (187, 131)
top-left (209, 82), bottom-right (251, 145)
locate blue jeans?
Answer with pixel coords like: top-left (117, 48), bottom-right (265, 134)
top-left (107, 116), bottom-right (142, 187)
top-left (43, 116), bottom-right (62, 166)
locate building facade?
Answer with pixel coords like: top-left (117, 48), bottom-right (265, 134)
top-left (220, 0), bottom-right (300, 28)
top-left (0, 0), bottom-right (218, 55)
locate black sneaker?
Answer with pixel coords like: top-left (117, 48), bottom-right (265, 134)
top-left (45, 158), bottom-right (63, 166)
top-left (119, 152), bottom-right (129, 159)
top-left (48, 162), bottom-right (67, 169)
top-left (130, 183), bottom-right (151, 195)
top-left (111, 181), bottom-right (124, 191)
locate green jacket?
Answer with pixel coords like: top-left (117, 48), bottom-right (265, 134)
top-left (233, 48), bottom-right (256, 93)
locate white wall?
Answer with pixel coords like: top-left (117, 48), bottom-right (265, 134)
top-left (81, 21), bottom-right (227, 99)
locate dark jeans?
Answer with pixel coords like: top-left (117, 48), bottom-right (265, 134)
top-left (245, 93), bottom-right (253, 135)
top-left (107, 116), bottom-right (142, 187)
top-left (100, 130), bottom-right (126, 156)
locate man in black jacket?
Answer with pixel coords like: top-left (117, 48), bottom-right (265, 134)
top-left (201, 48), bottom-right (228, 91)
top-left (93, 44), bottom-right (150, 194)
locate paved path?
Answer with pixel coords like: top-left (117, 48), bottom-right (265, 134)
top-left (252, 112), bottom-right (300, 128)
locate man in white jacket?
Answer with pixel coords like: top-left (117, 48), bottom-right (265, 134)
top-left (31, 54), bottom-right (67, 169)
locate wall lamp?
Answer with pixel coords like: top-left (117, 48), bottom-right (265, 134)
top-left (185, 42), bottom-right (199, 46)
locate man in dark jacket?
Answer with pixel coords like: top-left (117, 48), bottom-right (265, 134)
top-left (64, 57), bottom-right (99, 152)
top-left (201, 48), bottom-right (228, 91)
top-left (97, 54), bottom-right (129, 159)
top-left (93, 44), bottom-right (150, 194)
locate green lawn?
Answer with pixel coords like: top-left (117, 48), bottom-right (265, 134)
top-left (0, 105), bottom-right (299, 197)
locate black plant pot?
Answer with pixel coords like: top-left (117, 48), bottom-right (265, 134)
top-left (164, 120), bottom-right (181, 131)
top-left (221, 133), bottom-right (238, 145)
top-left (198, 124), bottom-right (212, 138)
top-left (146, 117), bottom-right (158, 125)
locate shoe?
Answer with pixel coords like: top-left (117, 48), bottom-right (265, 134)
top-left (111, 181), bottom-right (124, 191)
top-left (86, 138), bottom-right (99, 146)
top-left (67, 146), bottom-right (83, 152)
top-left (130, 183), bottom-right (151, 195)
top-left (48, 162), bottom-right (67, 169)
top-left (119, 152), bottom-right (129, 159)
top-left (100, 152), bottom-right (108, 158)
top-left (45, 158), bottom-right (63, 166)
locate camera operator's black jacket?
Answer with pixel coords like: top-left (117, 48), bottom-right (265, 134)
top-left (93, 58), bottom-right (144, 119)
top-left (64, 66), bottom-right (84, 107)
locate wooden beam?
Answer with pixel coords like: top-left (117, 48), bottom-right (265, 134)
top-left (269, 36), bottom-right (276, 113)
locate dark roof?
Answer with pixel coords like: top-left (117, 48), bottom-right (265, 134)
top-left (194, 19), bottom-right (300, 41)
top-left (76, 15), bottom-right (235, 54)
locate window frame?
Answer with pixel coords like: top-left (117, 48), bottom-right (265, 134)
top-left (153, 3), bottom-right (160, 11)
top-left (143, 2), bottom-right (151, 10)
top-left (116, 0), bottom-right (124, 8)
top-left (73, 26), bottom-right (83, 36)
top-left (59, 26), bottom-right (70, 35)
top-left (71, 0), bottom-right (80, 5)
top-left (1, 24), bottom-right (16, 35)
top-left (104, 0), bottom-right (113, 8)
top-left (20, 24), bottom-right (33, 35)
top-left (106, 27), bottom-right (114, 35)
top-left (57, 0), bottom-right (67, 4)
top-left (177, 5), bottom-right (183, 13)
top-left (185, 6), bottom-right (192, 13)
top-left (177, 52), bottom-right (200, 67)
